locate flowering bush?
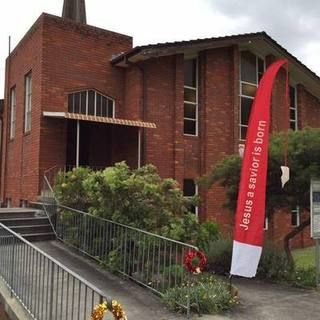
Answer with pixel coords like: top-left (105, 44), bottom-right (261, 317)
top-left (163, 274), bottom-right (237, 314)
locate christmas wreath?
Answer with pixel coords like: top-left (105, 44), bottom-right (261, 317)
top-left (91, 300), bottom-right (127, 320)
top-left (184, 250), bottom-right (207, 274)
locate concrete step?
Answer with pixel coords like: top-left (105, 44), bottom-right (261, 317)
top-left (9, 224), bottom-right (53, 235)
top-left (0, 208), bottom-right (55, 242)
top-left (0, 217), bottom-right (49, 226)
top-left (23, 232), bottom-right (56, 242)
top-left (0, 208), bottom-right (45, 219)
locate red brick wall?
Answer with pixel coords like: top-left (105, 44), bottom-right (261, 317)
top-left (142, 56), bottom-right (177, 180)
top-left (200, 47), bottom-right (236, 230)
top-left (1, 13), bottom-right (133, 205)
top-left (39, 14), bottom-right (133, 177)
top-left (266, 209), bottom-right (314, 249)
top-left (1, 14), bottom-right (319, 249)
top-left (1, 16), bottom-right (44, 205)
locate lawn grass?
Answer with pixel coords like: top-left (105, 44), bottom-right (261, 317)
top-left (292, 246), bottom-right (315, 269)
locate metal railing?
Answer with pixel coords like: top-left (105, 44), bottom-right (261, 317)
top-left (0, 223), bottom-right (112, 320)
top-left (42, 166), bottom-right (199, 315)
top-left (54, 205), bottom-right (198, 299)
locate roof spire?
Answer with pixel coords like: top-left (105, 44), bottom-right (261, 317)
top-left (62, 0), bottom-right (87, 24)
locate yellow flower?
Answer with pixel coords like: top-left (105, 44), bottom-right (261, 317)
top-left (112, 300), bottom-right (127, 320)
top-left (91, 302), bottom-right (108, 320)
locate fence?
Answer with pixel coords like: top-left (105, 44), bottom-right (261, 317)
top-left (42, 167), bottom-right (200, 315)
top-left (0, 223), bottom-right (111, 320)
top-left (54, 205), bottom-right (198, 297)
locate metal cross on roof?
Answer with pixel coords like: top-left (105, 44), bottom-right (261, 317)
top-left (62, 0), bottom-right (87, 24)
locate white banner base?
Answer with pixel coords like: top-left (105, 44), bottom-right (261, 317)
top-left (230, 240), bottom-right (262, 278)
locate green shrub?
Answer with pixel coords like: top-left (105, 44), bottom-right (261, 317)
top-left (257, 246), bottom-right (293, 280)
top-left (54, 162), bottom-right (220, 245)
top-left (54, 167), bottom-right (92, 210)
top-left (196, 221), bottom-right (220, 250)
top-left (163, 274), bottom-right (236, 314)
top-left (287, 267), bottom-right (316, 287)
top-left (204, 238), bottom-right (233, 275)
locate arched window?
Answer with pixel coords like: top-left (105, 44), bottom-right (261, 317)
top-left (68, 89), bottom-right (115, 118)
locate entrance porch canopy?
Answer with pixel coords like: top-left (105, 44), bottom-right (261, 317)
top-left (43, 111), bottom-right (157, 128)
top-left (43, 111), bottom-right (156, 168)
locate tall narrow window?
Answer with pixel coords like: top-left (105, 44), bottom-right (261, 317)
top-left (184, 58), bottom-right (198, 136)
top-left (183, 179), bottom-right (198, 215)
top-left (24, 72), bottom-right (32, 132)
top-left (239, 51), bottom-right (265, 140)
top-left (10, 87), bottom-right (16, 139)
top-left (289, 85), bottom-right (298, 131)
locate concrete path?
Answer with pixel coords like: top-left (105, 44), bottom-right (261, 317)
top-left (202, 278), bottom-right (320, 320)
top-left (34, 241), bottom-right (320, 320)
top-left (35, 240), bottom-right (185, 320)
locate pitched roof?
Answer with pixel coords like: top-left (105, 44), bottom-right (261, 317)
top-left (111, 32), bottom-right (320, 97)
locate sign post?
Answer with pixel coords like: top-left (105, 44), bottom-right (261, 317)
top-left (310, 179), bottom-right (320, 287)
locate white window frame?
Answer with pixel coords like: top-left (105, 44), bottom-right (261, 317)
top-left (10, 87), bottom-right (16, 139)
top-left (24, 72), bottom-right (32, 133)
top-left (68, 89), bottom-right (115, 118)
top-left (289, 85), bottom-right (298, 131)
top-left (264, 217), bottom-right (269, 231)
top-left (184, 58), bottom-right (199, 137)
top-left (239, 51), bottom-right (265, 141)
top-left (291, 206), bottom-right (300, 227)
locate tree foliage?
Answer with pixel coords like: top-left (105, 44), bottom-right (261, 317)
top-left (200, 127), bottom-right (320, 217)
top-left (54, 162), bottom-right (219, 247)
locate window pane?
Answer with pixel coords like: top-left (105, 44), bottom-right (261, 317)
top-left (290, 108), bottom-right (296, 120)
top-left (241, 51), bottom-right (257, 83)
top-left (291, 208), bottom-right (299, 226)
top-left (107, 99), bottom-right (114, 117)
top-left (241, 83), bottom-right (257, 97)
top-left (184, 119), bottom-right (196, 135)
top-left (184, 59), bottom-right (197, 87)
top-left (88, 90), bottom-right (95, 115)
top-left (96, 94), bottom-right (102, 116)
top-left (240, 126), bottom-right (248, 140)
top-left (258, 58), bottom-right (264, 82)
top-left (183, 179), bottom-right (196, 197)
top-left (290, 86), bottom-right (296, 107)
top-left (100, 97), bottom-right (107, 117)
top-left (10, 88), bottom-right (16, 139)
top-left (184, 87), bottom-right (196, 102)
top-left (73, 92), bottom-right (80, 114)
top-left (258, 58), bottom-right (264, 74)
top-left (290, 121), bottom-right (296, 130)
top-left (184, 103), bottom-right (196, 119)
top-left (68, 94), bottom-right (74, 113)
top-left (241, 97), bottom-right (253, 125)
top-left (80, 91), bottom-right (87, 114)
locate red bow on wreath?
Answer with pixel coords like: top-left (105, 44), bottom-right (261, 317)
top-left (184, 250), bottom-right (207, 274)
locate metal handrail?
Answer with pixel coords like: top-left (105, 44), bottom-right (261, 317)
top-left (0, 223), bottom-right (116, 320)
top-left (58, 204), bottom-right (200, 249)
top-left (41, 167), bottom-right (199, 316)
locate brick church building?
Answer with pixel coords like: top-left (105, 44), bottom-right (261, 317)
top-left (1, 0), bottom-right (319, 247)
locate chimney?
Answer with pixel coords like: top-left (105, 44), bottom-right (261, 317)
top-left (62, 0), bottom-right (87, 24)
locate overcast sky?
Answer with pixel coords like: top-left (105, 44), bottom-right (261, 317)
top-left (1, 0), bottom-right (320, 99)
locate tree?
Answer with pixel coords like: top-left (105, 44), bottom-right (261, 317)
top-left (200, 127), bottom-right (320, 263)
top-left (54, 162), bottom-right (220, 247)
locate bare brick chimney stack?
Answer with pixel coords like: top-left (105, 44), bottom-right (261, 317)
top-left (62, 0), bottom-right (87, 24)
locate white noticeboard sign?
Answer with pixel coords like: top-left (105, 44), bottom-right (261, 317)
top-left (311, 180), bottom-right (320, 239)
